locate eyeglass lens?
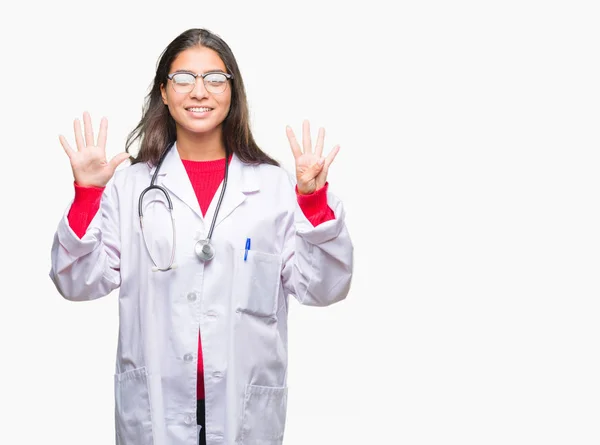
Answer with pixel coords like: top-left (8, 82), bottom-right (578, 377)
top-left (171, 73), bottom-right (228, 94)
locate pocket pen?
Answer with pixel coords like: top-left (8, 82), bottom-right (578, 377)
top-left (244, 238), bottom-right (251, 261)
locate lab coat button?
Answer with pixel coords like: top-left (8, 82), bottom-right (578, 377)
top-left (184, 353), bottom-right (194, 362)
top-left (187, 292), bottom-right (197, 302)
top-left (184, 413), bottom-right (194, 425)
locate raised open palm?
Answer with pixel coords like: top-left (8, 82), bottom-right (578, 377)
top-left (286, 120), bottom-right (340, 195)
top-left (59, 111), bottom-right (130, 188)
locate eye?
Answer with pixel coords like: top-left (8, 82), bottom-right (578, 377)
top-left (172, 73), bottom-right (195, 85)
top-left (204, 73), bottom-right (227, 86)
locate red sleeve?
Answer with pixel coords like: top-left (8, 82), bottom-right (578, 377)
top-left (67, 182), bottom-right (105, 239)
top-left (295, 182), bottom-right (335, 227)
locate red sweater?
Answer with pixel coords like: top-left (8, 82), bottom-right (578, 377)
top-left (67, 158), bottom-right (335, 400)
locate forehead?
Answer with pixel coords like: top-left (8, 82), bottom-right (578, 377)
top-left (170, 45), bottom-right (226, 73)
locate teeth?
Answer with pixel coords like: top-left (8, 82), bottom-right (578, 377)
top-left (188, 107), bottom-right (212, 112)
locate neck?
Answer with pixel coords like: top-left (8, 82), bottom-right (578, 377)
top-left (175, 127), bottom-right (227, 161)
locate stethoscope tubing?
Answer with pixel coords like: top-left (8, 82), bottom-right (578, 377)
top-left (137, 143), bottom-right (229, 270)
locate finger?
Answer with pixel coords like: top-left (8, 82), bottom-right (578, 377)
top-left (323, 145), bottom-right (340, 171)
top-left (97, 117), bottom-right (108, 149)
top-left (286, 126), bottom-right (302, 158)
top-left (316, 146), bottom-right (339, 186)
top-left (59, 135), bottom-right (75, 160)
top-left (83, 111), bottom-right (94, 147)
top-left (314, 127), bottom-right (325, 158)
top-left (109, 152), bottom-right (130, 171)
top-left (302, 119), bottom-right (312, 154)
top-left (73, 118), bottom-right (85, 151)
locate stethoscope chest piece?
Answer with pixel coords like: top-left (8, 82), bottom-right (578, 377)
top-left (195, 239), bottom-right (215, 261)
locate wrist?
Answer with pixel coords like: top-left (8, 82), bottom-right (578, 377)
top-left (297, 183), bottom-right (325, 195)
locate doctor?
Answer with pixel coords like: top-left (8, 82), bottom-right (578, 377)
top-left (50, 28), bottom-right (353, 445)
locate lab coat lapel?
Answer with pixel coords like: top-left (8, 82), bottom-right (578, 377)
top-left (204, 153), bottom-right (260, 230)
top-left (149, 146), bottom-right (260, 226)
top-left (150, 144), bottom-right (203, 220)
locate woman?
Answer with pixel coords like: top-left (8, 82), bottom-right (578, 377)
top-left (50, 28), bottom-right (353, 445)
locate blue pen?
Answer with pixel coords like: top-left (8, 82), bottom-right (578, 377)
top-left (244, 238), bottom-right (251, 261)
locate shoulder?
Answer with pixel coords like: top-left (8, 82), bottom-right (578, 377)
top-left (111, 161), bottom-right (150, 185)
top-left (102, 161), bottom-right (150, 197)
top-left (253, 162), bottom-right (296, 190)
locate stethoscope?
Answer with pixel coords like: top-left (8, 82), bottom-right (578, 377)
top-left (138, 143), bottom-right (229, 271)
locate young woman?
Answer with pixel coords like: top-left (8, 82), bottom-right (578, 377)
top-left (50, 28), bottom-right (353, 445)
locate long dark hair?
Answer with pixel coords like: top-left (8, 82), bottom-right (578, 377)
top-left (126, 28), bottom-right (279, 167)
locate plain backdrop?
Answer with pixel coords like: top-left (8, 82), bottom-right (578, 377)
top-left (1, 0), bottom-right (600, 444)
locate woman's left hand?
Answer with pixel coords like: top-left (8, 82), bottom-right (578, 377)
top-left (286, 120), bottom-right (340, 195)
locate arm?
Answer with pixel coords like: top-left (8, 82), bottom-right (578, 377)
top-left (50, 177), bottom-right (121, 301)
top-left (282, 176), bottom-right (353, 306)
top-left (281, 120), bottom-right (353, 306)
top-left (295, 182), bottom-right (335, 227)
top-left (50, 112), bottom-right (128, 301)
top-left (68, 182), bottom-right (104, 238)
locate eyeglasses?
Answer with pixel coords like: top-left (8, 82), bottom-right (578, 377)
top-left (167, 71), bottom-right (233, 94)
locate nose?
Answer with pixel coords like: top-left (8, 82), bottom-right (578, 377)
top-left (190, 78), bottom-right (209, 100)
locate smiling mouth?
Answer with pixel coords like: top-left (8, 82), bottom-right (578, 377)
top-left (186, 107), bottom-right (214, 112)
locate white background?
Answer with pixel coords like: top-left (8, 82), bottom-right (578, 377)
top-left (1, 0), bottom-right (599, 444)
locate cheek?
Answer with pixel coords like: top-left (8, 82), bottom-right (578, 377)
top-left (165, 100), bottom-right (175, 115)
top-left (166, 95), bottom-right (183, 113)
top-left (217, 94), bottom-right (232, 115)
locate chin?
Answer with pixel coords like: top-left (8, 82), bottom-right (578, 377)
top-left (182, 120), bottom-right (222, 135)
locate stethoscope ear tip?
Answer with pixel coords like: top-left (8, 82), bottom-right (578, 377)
top-left (171, 263), bottom-right (178, 270)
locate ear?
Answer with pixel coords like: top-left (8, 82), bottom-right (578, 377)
top-left (160, 83), bottom-right (168, 105)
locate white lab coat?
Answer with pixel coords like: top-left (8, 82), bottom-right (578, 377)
top-left (49, 145), bottom-right (354, 445)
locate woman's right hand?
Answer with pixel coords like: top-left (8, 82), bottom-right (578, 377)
top-left (59, 111), bottom-right (130, 188)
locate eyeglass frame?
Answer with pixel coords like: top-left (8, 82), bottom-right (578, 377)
top-left (166, 70), bottom-right (234, 94)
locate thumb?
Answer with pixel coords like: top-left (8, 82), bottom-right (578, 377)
top-left (109, 152), bottom-right (131, 171)
top-left (309, 157), bottom-right (325, 175)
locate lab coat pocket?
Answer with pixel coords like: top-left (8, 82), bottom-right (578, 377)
top-left (114, 367), bottom-right (154, 445)
top-left (233, 249), bottom-right (282, 319)
top-left (241, 384), bottom-right (288, 444)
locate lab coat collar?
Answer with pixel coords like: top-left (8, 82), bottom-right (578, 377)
top-left (147, 142), bottom-right (260, 225)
